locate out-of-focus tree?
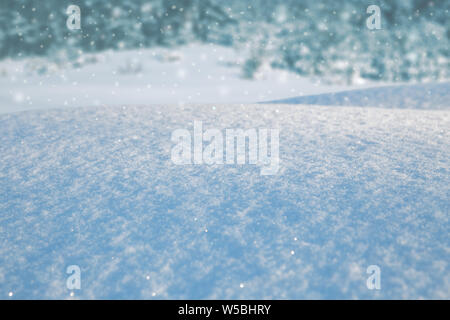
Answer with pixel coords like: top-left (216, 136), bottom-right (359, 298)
top-left (0, 0), bottom-right (448, 83)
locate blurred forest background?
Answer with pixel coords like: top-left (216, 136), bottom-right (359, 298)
top-left (0, 0), bottom-right (448, 84)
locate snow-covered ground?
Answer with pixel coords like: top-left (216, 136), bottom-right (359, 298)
top-left (0, 44), bottom-right (381, 114)
top-left (0, 102), bottom-right (448, 299)
top-left (265, 82), bottom-right (450, 109)
top-left (0, 43), bottom-right (448, 300)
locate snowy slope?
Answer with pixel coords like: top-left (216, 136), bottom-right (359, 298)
top-left (266, 82), bottom-right (450, 110)
top-left (0, 103), bottom-right (448, 299)
top-left (0, 45), bottom-right (378, 114)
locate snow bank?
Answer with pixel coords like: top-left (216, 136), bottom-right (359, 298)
top-left (0, 103), bottom-right (448, 299)
top-left (0, 45), bottom-right (377, 114)
top-left (266, 82), bottom-right (450, 110)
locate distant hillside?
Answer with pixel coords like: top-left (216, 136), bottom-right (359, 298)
top-left (264, 82), bottom-right (450, 109)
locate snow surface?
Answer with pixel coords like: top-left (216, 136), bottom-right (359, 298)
top-left (265, 82), bottom-right (450, 110)
top-left (0, 45), bottom-right (380, 114)
top-left (0, 103), bottom-right (448, 299)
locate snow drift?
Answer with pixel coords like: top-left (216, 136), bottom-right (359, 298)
top-left (0, 103), bottom-right (448, 299)
top-left (265, 82), bottom-right (450, 110)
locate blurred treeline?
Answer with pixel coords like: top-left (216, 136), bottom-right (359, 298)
top-left (0, 0), bottom-right (448, 83)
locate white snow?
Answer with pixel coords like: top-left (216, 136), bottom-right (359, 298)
top-left (265, 82), bottom-right (450, 109)
top-left (0, 102), bottom-right (448, 299)
top-left (0, 44), bottom-right (381, 114)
